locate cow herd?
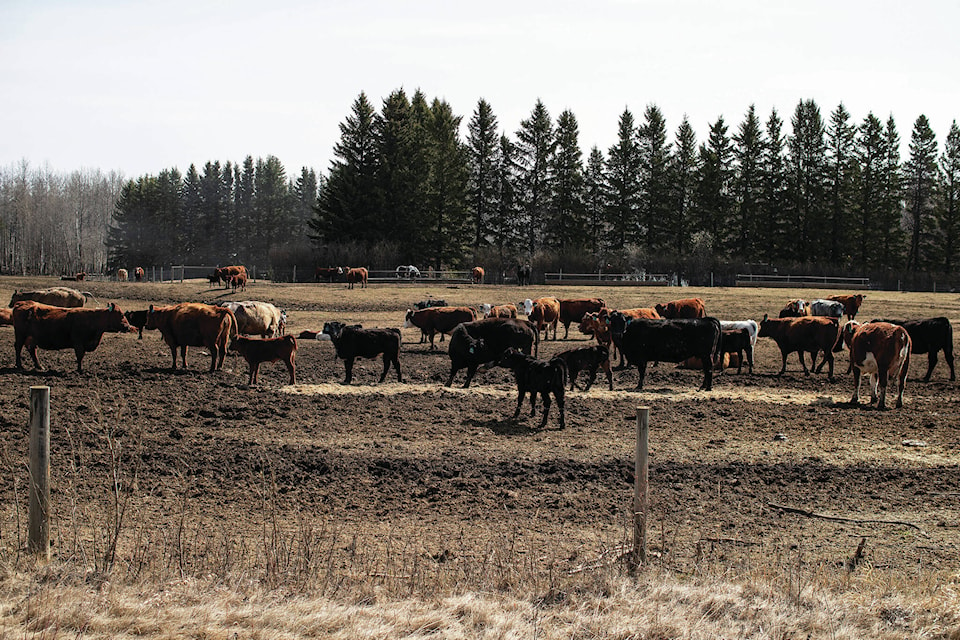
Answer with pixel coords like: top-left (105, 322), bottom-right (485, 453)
top-left (3, 284), bottom-right (956, 428)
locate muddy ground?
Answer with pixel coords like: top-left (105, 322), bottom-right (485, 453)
top-left (0, 277), bottom-right (957, 586)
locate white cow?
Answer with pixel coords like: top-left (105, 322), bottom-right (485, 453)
top-left (809, 299), bottom-right (845, 318)
top-left (220, 301), bottom-right (284, 338)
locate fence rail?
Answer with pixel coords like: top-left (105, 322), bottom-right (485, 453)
top-left (735, 274), bottom-right (869, 289)
top-left (544, 271), bottom-right (673, 286)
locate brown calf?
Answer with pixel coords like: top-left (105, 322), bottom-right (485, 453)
top-left (230, 335), bottom-right (297, 385)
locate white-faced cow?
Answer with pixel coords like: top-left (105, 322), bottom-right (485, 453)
top-left (844, 321), bottom-right (912, 410)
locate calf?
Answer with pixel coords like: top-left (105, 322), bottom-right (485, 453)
top-left (481, 303), bottom-right (518, 318)
top-left (528, 297), bottom-right (560, 340)
top-left (845, 321), bottom-right (911, 409)
top-left (328, 326), bottom-right (401, 384)
top-left (13, 301), bottom-right (132, 372)
top-left (871, 317), bottom-right (955, 382)
top-left (345, 267), bottom-right (368, 289)
top-left (758, 315), bottom-right (840, 379)
top-left (229, 335), bottom-right (297, 385)
top-left (446, 318), bottom-right (539, 387)
top-left (554, 345), bottom-right (613, 391)
top-left (558, 298), bottom-right (605, 339)
top-left (607, 308), bottom-right (661, 368)
top-left (124, 309), bottom-right (148, 339)
top-left (808, 298), bottom-right (844, 318)
top-left (718, 328), bottom-right (752, 374)
top-left (404, 306), bottom-right (476, 348)
top-left (231, 273), bottom-right (247, 292)
top-left (471, 266), bottom-right (485, 284)
top-left (619, 318), bottom-right (722, 390)
top-left (134, 267), bottom-right (144, 282)
top-left (827, 293), bottom-right (866, 320)
top-left (495, 348), bottom-right (567, 429)
top-left (778, 299), bottom-right (809, 318)
top-left (654, 297), bottom-right (706, 319)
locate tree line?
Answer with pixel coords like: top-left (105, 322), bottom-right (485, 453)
top-left (3, 91), bottom-right (958, 287)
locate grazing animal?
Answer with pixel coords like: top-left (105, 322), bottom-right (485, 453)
top-left (404, 306), bottom-right (476, 349)
top-left (555, 345), bottom-right (613, 391)
top-left (314, 266), bottom-right (343, 282)
top-left (9, 287), bottom-right (87, 308)
top-left (654, 298), bottom-right (706, 319)
top-left (778, 299), bottom-right (809, 318)
top-left (144, 302), bottom-right (239, 372)
top-left (13, 301), bottom-right (132, 372)
top-left (480, 303), bottom-right (518, 319)
top-left (516, 263), bottom-right (532, 286)
top-left (607, 308), bottom-right (662, 368)
top-left (220, 301), bottom-right (284, 338)
top-left (134, 266), bottom-right (144, 282)
top-left (214, 265), bottom-right (247, 289)
top-left (230, 273), bottom-right (247, 292)
top-left (60, 275), bottom-right (77, 281)
top-left (827, 293), bottom-right (866, 320)
top-left (396, 265), bottom-right (420, 279)
top-left (845, 321), bottom-right (912, 410)
top-left (495, 348), bottom-right (567, 429)
top-left (758, 315), bottom-right (841, 378)
top-left (808, 298), bottom-right (845, 318)
top-left (229, 335), bottom-right (297, 385)
top-left (325, 326), bottom-right (401, 385)
top-left (718, 328), bottom-right (753, 374)
top-left (345, 267), bottom-right (368, 289)
top-left (528, 297), bottom-right (561, 340)
top-left (118, 268), bottom-right (129, 282)
top-left (0, 307), bottom-right (12, 326)
top-left (471, 266), bottom-right (485, 284)
top-left (414, 298), bottom-right (447, 310)
top-left (718, 320), bottom-right (759, 373)
top-left (558, 298), bottom-right (605, 339)
top-left (124, 309), bottom-right (148, 339)
top-left (869, 317), bottom-right (955, 381)
top-left (446, 318), bottom-right (539, 388)
top-left (207, 273), bottom-right (221, 285)
top-left (619, 318), bottom-right (722, 390)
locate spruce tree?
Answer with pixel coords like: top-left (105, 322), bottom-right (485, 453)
top-left (638, 104), bottom-right (672, 253)
top-left (252, 155), bottom-right (289, 269)
top-left (879, 116), bottom-right (904, 269)
top-left (696, 116), bottom-right (733, 257)
top-left (904, 115), bottom-right (940, 272)
top-left (293, 167), bottom-right (318, 238)
top-left (825, 103), bottom-right (857, 264)
top-left (854, 113), bottom-right (886, 266)
top-left (583, 146), bottom-right (609, 265)
top-left (669, 116), bottom-right (698, 257)
top-left (466, 98), bottom-right (501, 253)
top-left (181, 164), bottom-right (202, 261)
top-left (491, 134), bottom-right (521, 264)
top-left (423, 99), bottom-right (469, 269)
top-left (732, 105), bottom-right (764, 259)
top-left (515, 100), bottom-right (555, 255)
top-left (787, 99), bottom-right (828, 262)
top-left (939, 121), bottom-right (960, 272)
top-left (760, 109), bottom-right (789, 263)
top-left (376, 89), bottom-right (419, 253)
top-left (548, 109), bottom-right (586, 257)
top-left (605, 109), bottom-right (641, 255)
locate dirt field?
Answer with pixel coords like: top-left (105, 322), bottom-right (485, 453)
top-left (0, 276), bottom-right (958, 597)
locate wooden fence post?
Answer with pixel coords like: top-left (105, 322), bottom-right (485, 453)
top-left (632, 406), bottom-right (649, 569)
top-left (28, 386), bottom-right (51, 560)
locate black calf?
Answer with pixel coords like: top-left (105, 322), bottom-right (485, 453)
top-left (554, 345), bottom-right (613, 391)
top-left (496, 348), bottom-right (567, 429)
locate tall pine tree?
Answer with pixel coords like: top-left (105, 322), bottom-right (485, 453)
top-left (515, 100), bottom-right (555, 255)
top-left (548, 109), bottom-right (586, 257)
top-left (732, 105), bottom-right (764, 259)
top-left (466, 99), bottom-right (501, 253)
top-left (939, 121), bottom-right (960, 272)
top-left (903, 115), bottom-right (940, 272)
top-left (605, 108), bottom-right (641, 255)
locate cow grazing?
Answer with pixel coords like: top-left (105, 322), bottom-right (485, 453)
top-left (778, 299), bottom-right (809, 318)
top-left (718, 328), bottom-right (753, 374)
top-left (404, 306), bottom-right (476, 349)
top-left (845, 321), bottom-right (911, 410)
top-left (9, 287), bottom-right (88, 308)
top-left (827, 293), bottom-right (866, 320)
top-left (326, 326), bottom-right (401, 385)
top-left (446, 318), bottom-right (539, 388)
top-left (315, 266), bottom-right (343, 282)
top-left (555, 345), bottom-right (613, 391)
top-left (619, 318), bottom-right (722, 390)
top-left (414, 298), bottom-right (447, 310)
top-left (13, 301), bottom-right (132, 372)
top-left (495, 348), bottom-right (567, 429)
top-left (758, 315), bottom-right (841, 378)
top-left (229, 335), bottom-right (297, 385)
top-left (124, 309), bottom-right (148, 339)
top-left (220, 301), bottom-right (284, 338)
top-left (144, 302), bottom-right (238, 372)
top-left (608, 308), bottom-right (662, 368)
top-left (870, 317), bottom-right (955, 381)
top-left (654, 298), bottom-right (706, 319)
top-left (558, 298), bottom-right (605, 339)
top-left (808, 298), bottom-right (845, 318)
top-left (346, 267), bottom-right (368, 289)
top-left (481, 303), bottom-right (518, 319)
top-left (471, 266), bottom-right (485, 284)
top-left (529, 297), bottom-right (561, 340)
top-left (134, 266), bottom-right (144, 282)
top-left (118, 268), bottom-right (129, 282)
top-left (516, 263), bottom-right (532, 286)
top-left (215, 265), bottom-right (248, 289)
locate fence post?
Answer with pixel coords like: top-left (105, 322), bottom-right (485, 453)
top-left (28, 386), bottom-right (51, 560)
top-left (292, 265), bottom-right (297, 283)
top-left (632, 406), bottom-right (649, 569)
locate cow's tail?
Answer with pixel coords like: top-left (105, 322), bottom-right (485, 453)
top-left (82, 292), bottom-right (99, 307)
top-left (222, 306), bottom-right (239, 340)
top-left (531, 319), bottom-right (541, 357)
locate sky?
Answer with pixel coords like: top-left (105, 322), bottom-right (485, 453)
top-left (2, 0), bottom-right (958, 179)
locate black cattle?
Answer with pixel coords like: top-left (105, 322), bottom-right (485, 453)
top-left (608, 311), bottom-right (631, 369)
top-left (124, 309), bottom-right (149, 339)
top-left (413, 298), bottom-right (447, 310)
top-left (619, 318), bottom-right (722, 390)
top-left (871, 317), bottom-right (955, 381)
top-left (554, 345), bottom-right (613, 391)
top-left (326, 326), bottom-right (401, 384)
top-left (719, 328), bottom-right (753, 374)
top-left (321, 321), bottom-right (361, 341)
top-left (517, 263), bottom-right (531, 286)
top-left (446, 318), bottom-right (539, 388)
top-left (495, 348), bottom-right (567, 429)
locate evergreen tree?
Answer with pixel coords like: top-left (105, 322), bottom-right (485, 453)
top-left (732, 105), bottom-right (764, 259)
top-left (853, 113), bottom-right (886, 266)
top-left (221, 161), bottom-right (236, 257)
top-left (696, 116), bottom-right (734, 256)
top-left (583, 146), bottom-right (609, 265)
top-left (759, 109), bottom-right (789, 263)
top-left (423, 99), bottom-right (470, 269)
top-left (199, 161), bottom-right (228, 262)
top-left (879, 116), bottom-right (904, 268)
top-left (293, 167), bottom-right (318, 237)
top-left (376, 89), bottom-right (419, 253)
top-left (180, 164), bottom-right (202, 261)
top-left (235, 156), bottom-right (256, 258)
top-left (825, 103), bottom-right (857, 264)
top-left (787, 99), bottom-right (828, 261)
top-left (252, 155), bottom-right (289, 269)
top-left (638, 104), bottom-right (672, 252)
top-left (107, 176), bottom-right (163, 270)
top-left (515, 100), bottom-right (555, 255)
top-left (466, 98), bottom-right (501, 253)
top-left (939, 121), bottom-right (960, 272)
top-left (903, 115), bottom-right (940, 272)
top-left (668, 116), bottom-right (698, 257)
top-left (155, 168), bottom-right (183, 262)
top-left (605, 108), bottom-right (641, 254)
top-left (548, 109), bottom-right (586, 257)
top-left (490, 134), bottom-right (521, 264)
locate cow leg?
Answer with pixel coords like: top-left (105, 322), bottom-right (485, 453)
top-left (635, 361), bottom-right (648, 390)
top-left (343, 358), bottom-right (354, 384)
top-left (585, 365), bottom-right (599, 392)
top-left (563, 322), bottom-right (570, 340)
top-left (746, 345), bottom-right (754, 374)
top-left (28, 343), bottom-right (42, 370)
top-left (249, 363), bottom-right (258, 385)
top-left (181, 346), bottom-right (190, 369)
top-left (169, 346), bottom-right (179, 370)
top-left (429, 331), bottom-right (436, 351)
top-left (924, 353), bottom-right (938, 382)
top-left (74, 346), bottom-right (85, 373)
top-left (825, 353), bottom-right (835, 381)
top-left (945, 347), bottom-right (956, 381)
top-left (875, 370), bottom-right (889, 410)
top-left (602, 359), bottom-right (614, 391)
top-left (530, 389), bottom-right (538, 417)
top-left (513, 385), bottom-right (525, 418)
top-left (209, 345), bottom-right (219, 373)
top-left (777, 350), bottom-right (788, 376)
top-left (393, 354), bottom-right (402, 382)
top-left (555, 388), bottom-right (565, 429)
top-left (445, 365), bottom-right (460, 388)
top-left (539, 392), bottom-right (551, 428)
top-left (568, 366), bottom-right (579, 391)
top-left (700, 358), bottom-right (713, 391)
top-left (850, 366), bottom-right (863, 404)
top-left (14, 335), bottom-right (26, 369)
top-left (797, 351), bottom-right (810, 375)
top-left (896, 354), bottom-right (909, 408)
top-left (286, 356), bottom-right (297, 385)
top-left (462, 364), bottom-right (477, 389)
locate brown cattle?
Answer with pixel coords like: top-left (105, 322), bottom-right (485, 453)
top-left (231, 273), bottom-right (247, 292)
top-left (578, 312), bottom-right (611, 352)
top-left (827, 294), bottom-right (866, 320)
top-left (403, 306), bottom-right (476, 349)
top-left (481, 303), bottom-right (518, 318)
top-left (215, 265), bottom-right (248, 289)
top-left (314, 266), bottom-right (343, 282)
top-left (118, 268), bottom-right (128, 282)
top-left (559, 298), bottom-right (605, 339)
top-left (75, 272), bottom-right (86, 281)
top-left (346, 267), bottom-right (368, 289)
top-left (844, 321), bottom-right (911, 409)
top-left (144, 302), bottom-right (238, 372)
top-left (758, 315), bottom-right (841, 379)
top-left (654, 297), bottom-right (706, 319)
top-left (13, 301), bottom-right (132, 372)
top-left (229, 335), bottom-right (297, 385)
top-left (778, 299), bottom-right (810, 318)
top-left (529, 297), bottom-right (561, 340)
top-left (135, 266), bottom-right (144, 282)
top-left (10, 287), bottom-right (88, 308)
top-left (0, 307), bottom-right (12, 326)
top-left (471, 266), bottom-right (485, 284)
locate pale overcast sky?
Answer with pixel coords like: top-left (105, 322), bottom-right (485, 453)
top-left (1, 0), bottom-right (957, 178)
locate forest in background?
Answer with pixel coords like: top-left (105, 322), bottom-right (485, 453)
top-left (1, 91), bottom-right (958, 288)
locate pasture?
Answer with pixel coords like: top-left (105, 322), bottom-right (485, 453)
top-left (0, 276), bottom-right (958, 638)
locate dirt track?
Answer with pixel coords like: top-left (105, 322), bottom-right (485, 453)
top-left (0, 277), bottom-right (957, 586)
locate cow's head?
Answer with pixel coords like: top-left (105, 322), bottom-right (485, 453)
top-left (654, 303), bottom-right (666, 317)
top-left (522, 299), bottom-right (534, 316)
